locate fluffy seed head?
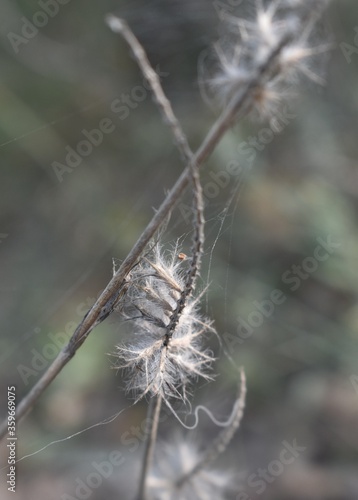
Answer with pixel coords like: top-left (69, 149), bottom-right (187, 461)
top-left (148, 436), bottom-right (234, 500)
top-left (200, 0), bottom-right (330, 119)
top-left (114, 245), bottom-right (214, 403)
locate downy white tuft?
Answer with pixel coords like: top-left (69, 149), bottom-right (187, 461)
top-left (148, 436), bottom-right (234, 500)
top-left (114, 244), bottom-right (215, 404)
top-left (200, 0), bottom-right (331, 119)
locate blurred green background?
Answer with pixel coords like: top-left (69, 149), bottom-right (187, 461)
top-left (0, 0), bottom-right (358, 499)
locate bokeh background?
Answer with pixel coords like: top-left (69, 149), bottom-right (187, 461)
top-left (1, 0), bottom-right (358, 499)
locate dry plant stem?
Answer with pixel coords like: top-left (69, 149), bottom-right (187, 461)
top-left (0, 34), bottom-right (292, 442)
top-left (165, 164), bottom-right (204, 341)
top-left (137, 395), bottom-right (163, 500)
top-left (176, 369), bottom-right (247, 490)
top-left (108, 16), bottom-right (205, 342)
top-left (107, 16), bottom-right (193, 165)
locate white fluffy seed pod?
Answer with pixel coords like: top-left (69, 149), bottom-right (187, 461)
top-left (114, 245), bottom-right (215, 403)
top-left (200, 0), bottom-right (331, 118)
top-left (147, 437), bottom-right (235, 500)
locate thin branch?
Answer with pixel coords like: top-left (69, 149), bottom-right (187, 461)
top-left (0, 32), bottom-right (292, 442)
top-left (136, 395), bottom-right (162, 500)
top-left (176, 368), bottom-right (246, 490)
top-left (106, 15), bottom-right (193, 165)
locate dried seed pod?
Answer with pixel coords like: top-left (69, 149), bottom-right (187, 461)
top-left (114, 244), bottom-right (215, 403)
